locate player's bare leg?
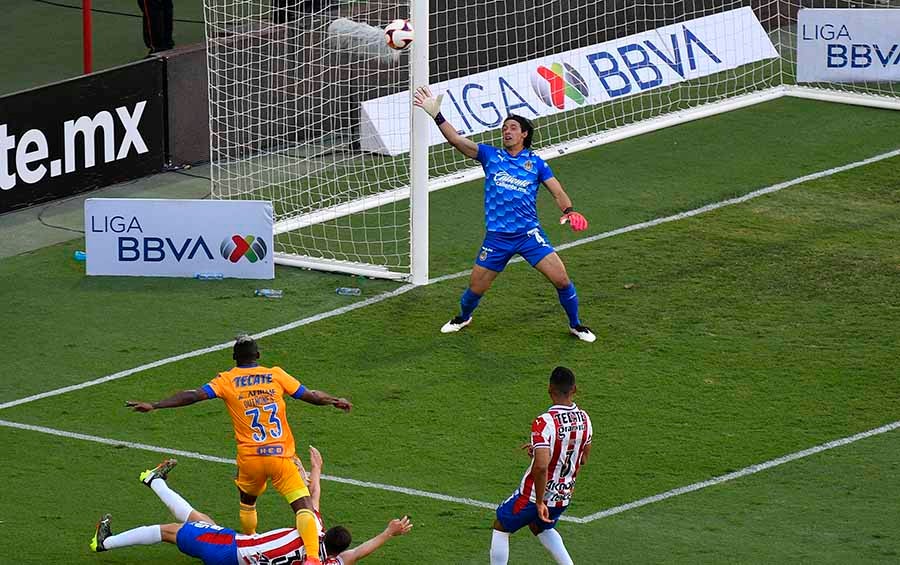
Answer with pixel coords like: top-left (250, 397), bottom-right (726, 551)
top-left (442, 265), bottom-right (500, 333)
top-left (534, 253), bottom-right (596, 343)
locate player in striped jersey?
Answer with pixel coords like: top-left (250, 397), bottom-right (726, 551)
top-left (90, 448), bottom-right (412, 565)
top-left (490, 367), bottom-right (592, 565)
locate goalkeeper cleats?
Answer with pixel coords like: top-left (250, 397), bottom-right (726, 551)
top-left (569, 325), bottom-right (597, 343)
top-left (90, 514), bottom-right (112, 552)
top-left (140, 458), bottom-right (177, 487)
top-left (441, 316), bottom-right (472, 334)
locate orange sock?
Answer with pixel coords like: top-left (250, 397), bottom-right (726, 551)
top-left (239, 503), bottom-right (257, 535)
top-left (295, 508), bottom-right (319, 561)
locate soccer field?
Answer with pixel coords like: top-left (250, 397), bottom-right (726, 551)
top-left (2, 98), bottom-right (900, 564)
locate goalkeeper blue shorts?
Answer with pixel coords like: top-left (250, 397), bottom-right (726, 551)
top-left (475, 228), bottom-right (555, 272)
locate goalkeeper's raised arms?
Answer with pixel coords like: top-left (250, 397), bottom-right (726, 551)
top-left (413, 86), bottom-right (478, 159)
top-left (413, 86), bottom-right (443, 119)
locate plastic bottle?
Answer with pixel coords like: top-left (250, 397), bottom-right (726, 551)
top-left (336, 287), bottom-right (362, 296)
top-left (195, 272), bottom-right (224, 280)
top-left (254, 288), bottom-right (284, 298)
top-left (73, 250), bottom-right (87, 261)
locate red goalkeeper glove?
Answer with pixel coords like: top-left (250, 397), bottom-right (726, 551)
top-left (560, 209), bottom-right (588, 232)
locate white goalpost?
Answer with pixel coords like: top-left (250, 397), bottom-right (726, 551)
top-left (202, 0), bottom-right (899, 284)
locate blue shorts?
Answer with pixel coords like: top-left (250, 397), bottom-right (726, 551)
top-left (495, 492), bottom-right (567, 534)
top-left (475, 228), bottom-right (555, 272)
top-left (176, 521), bottom-right (238, 565)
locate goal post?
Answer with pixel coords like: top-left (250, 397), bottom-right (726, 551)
top-left (202, 0), bottom-right (899, 284)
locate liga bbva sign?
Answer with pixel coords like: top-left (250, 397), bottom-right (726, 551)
top-left (84, 199), bottom-right (274, 279)
top-left (797, 9), bottom-right (900, 83)
top-left (360, 7), bottom-right (778, 156)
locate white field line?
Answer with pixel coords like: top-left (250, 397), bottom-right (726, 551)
top-left (0, 419), bottom-right (562, 520)
top-left (0, 149), bottom-right (898, 523)
top-left (1, 148), bottom-right (897, 412)
top-left (1, 417), bottom-right (898, 524)
top-left (570, 419), bottom-right (900, 523)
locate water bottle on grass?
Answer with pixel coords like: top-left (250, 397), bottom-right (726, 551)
top-left (255, 288), bottom-right (283, 298)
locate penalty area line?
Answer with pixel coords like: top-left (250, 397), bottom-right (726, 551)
top-left (1, 418), bottom-right (897, 524)
top-left (1, 147), bottom-right (898, 412)
top-left (0, 418), bottom-right (587, 521)
top-left (572, 419), bottom-right (900, 523)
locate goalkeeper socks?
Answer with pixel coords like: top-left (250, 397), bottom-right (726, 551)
top-left (459, 288), bottom-right (483, 320)
top-left (296, 508), bottom-right (320, 561)
top-left (537, 529), bottom-right (574, 565)
top-left (489, 529), bottom-right (510, 565)
top-left (239, 503), bottom-right (258, 535)
top-left (150, 478), bottom-right (194, 522)
top-left (102, 525), bottom-right (162, 549)
top-left (556, 282), bottom-right (581, 327)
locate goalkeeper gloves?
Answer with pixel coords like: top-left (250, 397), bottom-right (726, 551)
top-left (413, 86), bottom-right (445, 124)
top-left (560, 208), bottom-right (588, 232)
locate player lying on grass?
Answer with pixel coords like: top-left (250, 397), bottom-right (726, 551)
top-left (90, 447), bottom-right (412, 565)
top-left (127, 335), bottom-right (352, 565)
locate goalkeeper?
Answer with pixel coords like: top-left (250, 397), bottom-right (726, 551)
top-left (414, 86), bottom-right (596, 343)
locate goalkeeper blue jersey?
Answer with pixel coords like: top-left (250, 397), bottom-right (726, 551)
top-left (476, 144), bottom-right (554, 234)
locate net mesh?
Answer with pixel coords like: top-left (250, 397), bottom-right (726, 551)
top-left (203, 0), bottom-right (899, 279)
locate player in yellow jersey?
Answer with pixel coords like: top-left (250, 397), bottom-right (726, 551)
top-left (126, 335), bottom-right (351, 565)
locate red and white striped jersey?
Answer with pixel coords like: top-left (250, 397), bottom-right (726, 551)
top-left (235, 513), bottom-right (338, 564)
top-left (518, 403), bottom-right (592, 508)
top-left (236, 528), bottom-right (305, 564)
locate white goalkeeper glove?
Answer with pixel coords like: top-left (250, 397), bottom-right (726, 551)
top-left (413, 86), bottom-right (444, 120)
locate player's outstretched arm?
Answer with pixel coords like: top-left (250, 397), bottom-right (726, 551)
top-left (413, 86), bottom-right (478, 160)
top-left (126, 389), bottom-right (209, 412)
top-left (293, 446), bottom-right (324, 510)
top-left (544, 177), bottom-right (588, 232)
top-left (338, 516), bottom-right (413, 565)
top-left (299, 389), bottom-right (352, 412)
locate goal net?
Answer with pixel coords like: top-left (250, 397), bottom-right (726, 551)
top-left (202, 0), bottom-right (899, 283)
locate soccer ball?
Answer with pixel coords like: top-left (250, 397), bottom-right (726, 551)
top-left (384, 19), bottom-right (413, 50)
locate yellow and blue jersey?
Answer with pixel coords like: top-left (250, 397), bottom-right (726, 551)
top-left (201, 364), bottom-right (306, 459)
top-left (477, 144), bottom-right (554, 234)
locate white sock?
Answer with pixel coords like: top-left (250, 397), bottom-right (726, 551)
top-left (102, 525), bottom-right (162, 550)
top-left (150, 479), bottom-right (194, 522)
top-left (537, 529), bottom-right (574, 565)
top-left (490, 529), bottom-right (510, 565)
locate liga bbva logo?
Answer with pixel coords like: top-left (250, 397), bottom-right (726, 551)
top-left (220, 235), bottom-right (267, 263)
top-left (531, 62), bottom-right (589, 109)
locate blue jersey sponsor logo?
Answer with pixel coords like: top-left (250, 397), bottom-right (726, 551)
top-left (477, 144), bottom-right (553, 234)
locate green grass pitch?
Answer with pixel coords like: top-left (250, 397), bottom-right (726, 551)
top-left (1, 97), bottom-right (899, 563)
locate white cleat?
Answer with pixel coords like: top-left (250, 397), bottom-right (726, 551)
top-left (441, 316), bottom-right (472, 333)
top-left (569, 325), bottom-right (597, 343)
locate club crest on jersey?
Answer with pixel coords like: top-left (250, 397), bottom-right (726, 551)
top-left (524, 160), bottom-right (534, 171)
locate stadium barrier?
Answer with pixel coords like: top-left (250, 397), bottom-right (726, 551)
top-left (0, 58), bottom-right (167, 214)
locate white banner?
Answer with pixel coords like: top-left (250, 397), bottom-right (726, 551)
top-left (360, 7), bottom-right (778, 156)
top-left (84, 199), bottom-right (274, 279)
top-left (797, 9), bottom-right (900, 84)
